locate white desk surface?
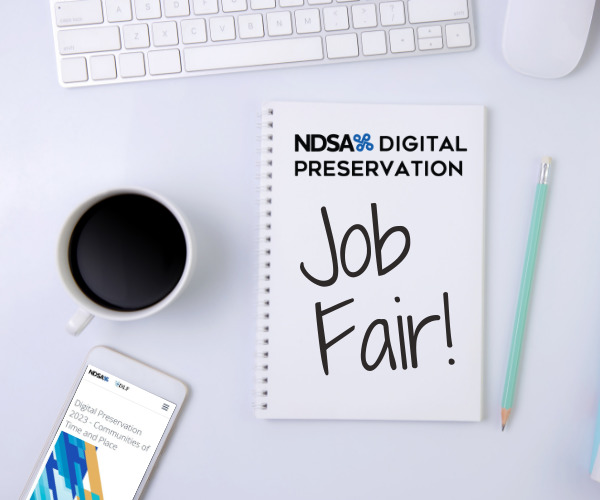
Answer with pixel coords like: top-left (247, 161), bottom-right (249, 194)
top-left (3, 1), bottom-right (600, 499)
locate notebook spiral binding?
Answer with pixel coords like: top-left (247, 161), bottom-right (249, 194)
top-left (255, 106), bottom-right (274, 413)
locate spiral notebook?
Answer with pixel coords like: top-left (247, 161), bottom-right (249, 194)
top-left (256, 102), bottom-right (485, 421)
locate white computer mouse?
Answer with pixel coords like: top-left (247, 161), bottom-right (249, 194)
top-left (503, 0), bottom-right (596, 78)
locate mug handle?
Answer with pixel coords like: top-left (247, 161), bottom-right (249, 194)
top-left (67, 308), bottom-right (94, 336)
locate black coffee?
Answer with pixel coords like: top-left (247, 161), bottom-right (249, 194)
top-left (68, 194), bottom-right (187, 311)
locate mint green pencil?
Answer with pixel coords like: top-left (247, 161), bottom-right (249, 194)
top-left (501, 157), bottom-right (551, 431)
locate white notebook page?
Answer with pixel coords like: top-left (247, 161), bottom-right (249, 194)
top-left (256, 102), bottom-right (485, 421)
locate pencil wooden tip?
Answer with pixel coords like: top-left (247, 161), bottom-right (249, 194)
top-left (501, 408), bottom-right (511, 431)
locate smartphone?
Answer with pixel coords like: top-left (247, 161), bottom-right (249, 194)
top-left (21, 346), bottom-right (187, 500)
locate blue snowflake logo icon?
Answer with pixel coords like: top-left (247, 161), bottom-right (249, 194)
top-left (353, 133), bottom-right (374, 152)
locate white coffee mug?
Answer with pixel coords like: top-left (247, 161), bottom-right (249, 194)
top-left (57, 188), bottom-right (195, 335)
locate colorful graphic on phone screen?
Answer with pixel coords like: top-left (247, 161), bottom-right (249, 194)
top-left (25, 365), bottom-right (176, 500)
top-left (30, 431), bottom-right (103, 500)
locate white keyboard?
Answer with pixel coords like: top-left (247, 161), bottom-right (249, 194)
top-left (50, 0), bottom-right (475, 87)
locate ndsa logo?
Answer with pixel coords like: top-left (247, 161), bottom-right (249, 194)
top-left (295, 133), bottom-right (374, 153)
top-left (88, 369), bottom-right (109, 382)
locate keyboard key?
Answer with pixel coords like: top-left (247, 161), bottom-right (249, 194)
top-left (135, 0), bottom-right (162, 19)
top-left (267, 11), bottom-right (292, 36)
top-left (223, 0), bottom-right (248, 12)
top-left (418, 37), bottom-right (442, 50)
top-left (61, 57), bottom-right (88, 83)
top-left (446, 23), bottom-right (471, 48)
top-left (164, 0), bottom-right (190, 16)
top-left (194, 0), bottom-right (219, 14)
top-left (408, 0), bottom-right (467, 23)
top-left (251, 0), bottom-right (275, 9)
top-left (323, 7), bottom-right (349, 31)
top-left (362, 30), bottom-right (386, 55)
top-left (352, 4), bottom-right (377, 29)
top-left (106, 0), bottom-right (133, 21)
top-left (280, 0), bottom-right (303, 5)
top-left (184, 37), bottom-right (323, 70)
top-left (389, 27), bottom-right (414, 52)
top-left (148, 49), bottom-right (182, 74)
top-left (417, 25), bottom-right (441, 38)
top-left (119, 52), bottom-right (146, 77)
top-left (55, 0), bottom-right (103, 27)
top-left (239, 14), bottom-right (264, 38)
top-left (325, 33), bottom-right (358, 58)
top-left (182, 19), bottom-right (208, 43)
top-left (210, 16), bottom-right (236, 41)
top-left (307, 0), bottom-right (331, 4)
top-left (123, 24), bottom-right (150, 48)
top-left (379, 1), bottom-right (405, 26)
top-left (58, 27), bottom-right (121, 55)
top-left (295, 9), bottom-right (320, 34)
top-left (90, 54), bottom-right (117, 80)
top-left (153, 21), bottom-right (179, 46)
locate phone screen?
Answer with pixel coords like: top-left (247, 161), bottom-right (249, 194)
top-left (26, 364), bottom-right (177, 500)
